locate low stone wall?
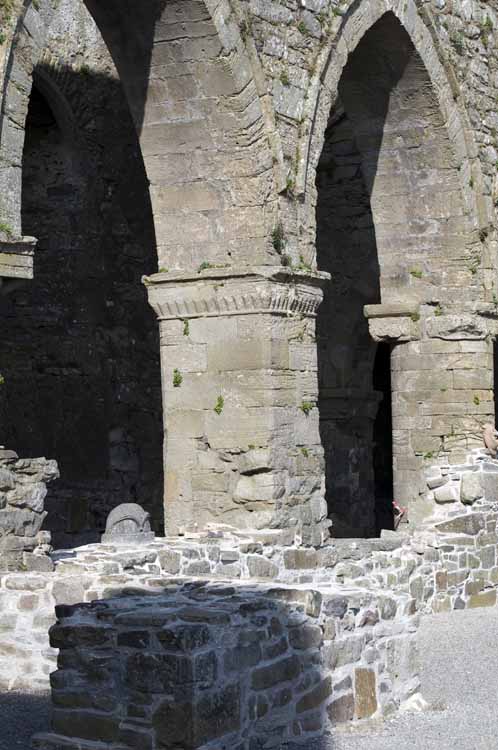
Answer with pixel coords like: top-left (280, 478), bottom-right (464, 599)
top-left (32, 580), bottom-right (417, 750)
top-left (2, 495), bottom-right (498, 694)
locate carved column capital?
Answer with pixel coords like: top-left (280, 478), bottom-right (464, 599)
top-left (144, 266), bottom-right (330, 321)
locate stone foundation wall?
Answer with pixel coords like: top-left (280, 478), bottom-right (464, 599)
top-left (33, 581), bottom-right (417, 750)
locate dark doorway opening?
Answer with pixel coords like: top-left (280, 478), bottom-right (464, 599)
top-left (0, 70), bottom-right (163, 548)
top-left (373, 343), bottom-right (394, 533)
top-left (494, 341), bottom-right (498, 429)
top-left (316, 12), bottom-right (416, 537)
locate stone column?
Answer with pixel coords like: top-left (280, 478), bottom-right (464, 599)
top-left (366, 304), bottom-right (495, 527)
top-left (145, 267), bottom-right (330, 545)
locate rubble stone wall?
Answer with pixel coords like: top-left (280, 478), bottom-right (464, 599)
top-left (1, 473), bottom-right (498, 705)
top-left (0, 449), bottom-right (58, 573)
top-left (32, 581), bottom-right (417, 750)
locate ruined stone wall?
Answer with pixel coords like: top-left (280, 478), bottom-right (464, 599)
top-left (0, 448), bottom-right (58, 573)
top-left (1, 0), bottom-right (498, 536)
top-left (32, 582), bottom-right (415, 750)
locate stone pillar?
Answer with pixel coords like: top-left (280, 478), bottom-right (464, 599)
top-left (366, 304), bottom-right (495, 527)
top-left (145, 267), bottom-right (330, 545)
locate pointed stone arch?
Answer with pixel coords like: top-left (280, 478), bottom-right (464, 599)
top-left (306, 5), bottom-right (496, 534)
top-left (0, 0), bottom-right (281, 269)
top-left (297, 0), bottom-right (491, 235)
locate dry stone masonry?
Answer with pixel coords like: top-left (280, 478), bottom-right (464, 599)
top-left (0, 449), bottom-right (58, 573)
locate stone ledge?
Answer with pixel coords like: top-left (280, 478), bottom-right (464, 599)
top-left (0, 237), bottom-right (36, 280)
top-left (363, 303), bottom-right (421, 342)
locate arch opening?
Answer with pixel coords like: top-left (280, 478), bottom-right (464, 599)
top-left (0, 54), bottom-right (163, 547)
top-left (316, 12), bottom-right (470, 537)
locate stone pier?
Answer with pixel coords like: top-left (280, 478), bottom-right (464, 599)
top-left (145, 267), bottom-right (330, 545)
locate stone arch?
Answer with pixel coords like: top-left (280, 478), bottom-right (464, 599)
top-left (309, 9), bottom-right (488, 536)
top-left (0, 0), bottom-right (166, 546)
top-left (297, 0), bottom-right (491, 236)
top-left (0, 0), bottom-right (280, 270)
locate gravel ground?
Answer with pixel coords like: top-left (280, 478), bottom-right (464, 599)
top-left (291, 605), bottom-right (498, 749)
top-left (2, 607), bottom-right (498, 749)
top-left (0, 693), bottom-right (50, 750)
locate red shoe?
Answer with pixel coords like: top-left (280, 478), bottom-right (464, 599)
top-left (393, 500), bottom-right (408, 530)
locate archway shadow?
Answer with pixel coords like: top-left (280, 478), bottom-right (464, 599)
top-left (316, 13), bottom-right (422, 538)
top-left (0, 63), bottom-right (163, 548)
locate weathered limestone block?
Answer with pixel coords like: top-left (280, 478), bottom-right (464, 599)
top-left (461, 472), bottom-right (484, 505)
top-left (434, 484), bottom-right (460, 504)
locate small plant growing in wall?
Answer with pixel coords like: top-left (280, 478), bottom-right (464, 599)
top-left (173, 369), bottom-right (183, 388)
top-left (296, 255), bottom-right (313, 274)
top-left (183, 319), bottom-right (190, 337)
top-left (297, 20), bottom-right (309, 36)
top-left (280, 70), bottom-right (290, 87)
top-left (480, 16), bottom-right (493, 47)
top-left (198, 261), bottom-right (212, 273)
top-left (449, 31), bottom-right (464, 55)
top-left (409, 268), bottom-right (423, 279)
top-left (0, 221), bottom-right (13, 238)
top-left (214, 396), bottom-right (224, 415)
top-left (300, 401), bottom-right (314, 416)
top-left (272, 223), bottom-right (285, 253)
top-left (474, 394), bottom-right (481, 406)
top-left (434, 304), bottom-right (443, 317)
top-left (239, 16), bottom-right (252, 40)
top-left (300, 447), bottom-right (310, 458)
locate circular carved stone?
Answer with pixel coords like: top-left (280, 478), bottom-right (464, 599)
top-left (101, 503), bottom-right (155, 545)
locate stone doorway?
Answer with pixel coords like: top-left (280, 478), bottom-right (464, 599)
top-left (0, 61), bottom-right (163, 548)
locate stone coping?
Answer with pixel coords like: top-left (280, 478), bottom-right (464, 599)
top-left (143, 265), bottom-right (331, 287)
